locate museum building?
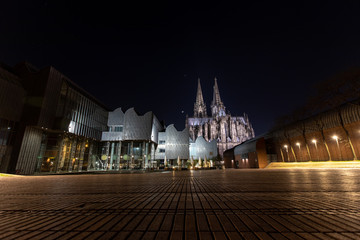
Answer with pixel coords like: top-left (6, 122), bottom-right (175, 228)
top-left (100, 107), bottom-right (164, 170)
top-left (0, 61), bottom-right (219, 174)
top-left (0, 62), bottom-right (109, 174)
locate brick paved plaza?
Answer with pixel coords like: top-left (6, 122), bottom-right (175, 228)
top-left (0, 169), bottom-right (360, 240)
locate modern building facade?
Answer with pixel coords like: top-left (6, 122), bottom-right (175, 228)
top-left (186, 78), bottom-right (255, 157)
top-left (101, 107), bottom-right (163, 170)
top-left (0, 61), bottom-right (226, 174)
top-left (189, 136), bottom-right (217, 162)
top-left (154, 124), bottom-right (189, 167)
top-left (0, 62), bottom-right (108, 175)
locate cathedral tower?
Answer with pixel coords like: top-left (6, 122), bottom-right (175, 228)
top-left (194, 78), bottom-right (207, 118)
top-left (211, 77), bottom-right (226, 117)
top-left (187, 77), bottom-right (255, 157)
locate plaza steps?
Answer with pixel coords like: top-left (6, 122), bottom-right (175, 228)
top-left (266, 161), bottom-right (360, 169)
top-left (0, 173), bottom-right (24, 177)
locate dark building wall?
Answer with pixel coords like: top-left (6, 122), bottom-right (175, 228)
top-left (223, 137), bottom-right (273, 169)
top-left (272, 102), bottom-right (360, 163)
top-left (223, 148), bottom-right (234, 168)
top-left (347, 121), bottom-right (360, 159)
top-left (8, 64), bottom-right (63, 174)
top-left (256, 137), bottom-right (268, 168)
top-left (14, 63), bottom-right (53, 126)
top-left (0, 65), bottom-right (26, 172)
top-left (0, 67), bottom-right (25, 121)
top-left (15, 127), bottom-right (43, 175)
top-left (1, 62), bottom-right (109, 174)
top-left (38, 68), bottom-right (63, 128)
top-left (233, 138), bottom-right (260, 169)
top-left (235, 151), bottom-right (258, 168)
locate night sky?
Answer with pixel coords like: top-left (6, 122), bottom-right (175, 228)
top-left (1, 1), bottom-right (360, 135)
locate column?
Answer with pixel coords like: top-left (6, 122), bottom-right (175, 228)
top-left (145, 142), bottom-right (149, 169)
top-left (130, 141), bottom-right (134, 169)
top-left (117, 141), bottom-right (122, 170)
top-left (109, 142), bottom-right (114, 170)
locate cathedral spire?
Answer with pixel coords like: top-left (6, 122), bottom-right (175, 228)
top-left (212, 77), bottom-right (222, 105)
top-left (211, 77), bottom-right (226, 117)
top-left (194, 78), bottom-right (207, 118)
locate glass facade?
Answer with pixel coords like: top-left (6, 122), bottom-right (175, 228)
top-left (36, 81), bottom-right (108, 173)
top-left (100, 141), bottom-right (154, 170)
top-left (56, 82), bottom-right (108, 139)
top-left (36, 132), bottom-right (103, 173)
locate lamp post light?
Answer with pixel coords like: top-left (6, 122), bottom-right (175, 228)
top-left (332, 135), bottom-right (338, 145)
top-left (296, 142), bottom-right (301, 161)
top-left (131, 155), bottom-right (134, 169)
top-left (120, 155), bottom-right (123, 170)
top-left (312, 139), bottom-right (317, 147)
top-left (332, 135), bottom-right (342, 160)
top-left (284, 145), bottom-right (289, 162)
top-left (312, 139), bottom-right (318, 160)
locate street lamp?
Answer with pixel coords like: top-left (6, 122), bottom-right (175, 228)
top-left (131, 155), bottom-right (134, 169)
top-left (120, 155), bottom-right (123, 169)
top-left (296, 142), bottom-right (301, 161)
top-left (312, 139), bottom-right (318, 160)
top-left (284, 145), bottom-right (289, 162)
top-left (332, 135), bottom-right (342, 160)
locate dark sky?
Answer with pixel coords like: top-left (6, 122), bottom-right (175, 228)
top-left (1, 1), bottom-right (360, 135)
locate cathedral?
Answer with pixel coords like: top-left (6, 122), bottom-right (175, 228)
top-left (186, 78), bottom-right (255, 157)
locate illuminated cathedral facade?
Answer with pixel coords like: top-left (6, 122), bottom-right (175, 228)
top-left (186, 78), bottom-right (255, 156)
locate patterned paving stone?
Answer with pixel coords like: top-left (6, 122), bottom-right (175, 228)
top-left (0, 169), bottom-right (360, 239)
